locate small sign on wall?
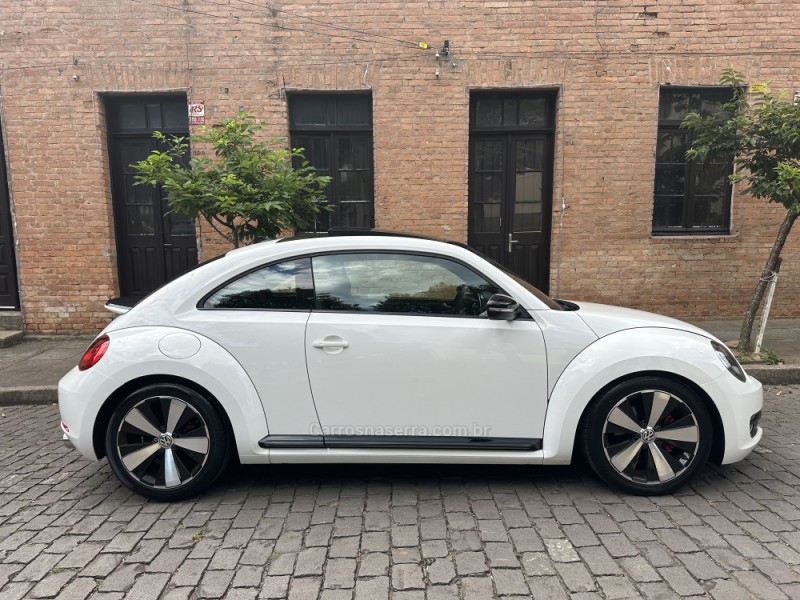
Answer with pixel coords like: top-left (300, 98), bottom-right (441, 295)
top-left (188, 99), bottom-right (205, 125)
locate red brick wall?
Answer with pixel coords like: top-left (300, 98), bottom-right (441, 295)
top-left (1, 0), bottom-right (798, 332)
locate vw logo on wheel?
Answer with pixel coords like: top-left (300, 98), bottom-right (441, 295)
top-left (640, 428), bottom-right (656, 444)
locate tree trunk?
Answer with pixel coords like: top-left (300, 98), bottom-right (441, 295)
top-left (739, 207), bottom-right (799, 351)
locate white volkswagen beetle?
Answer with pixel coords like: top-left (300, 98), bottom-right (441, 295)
top-left (59, 231), bottom-right (763, 501)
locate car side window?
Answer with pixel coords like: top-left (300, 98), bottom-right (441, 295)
top-left (311, 253), bottom-right (500, 316)
top-left (204, 258), bottom-right (313, 310)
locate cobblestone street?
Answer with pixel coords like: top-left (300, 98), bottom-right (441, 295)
top-left (0, 386), bottom-right (798, 599)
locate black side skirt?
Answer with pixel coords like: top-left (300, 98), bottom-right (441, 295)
top-left (258, 435), bottom-right (541, 452)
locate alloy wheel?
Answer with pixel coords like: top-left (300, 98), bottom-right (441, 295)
top-left (601, 389), bottom-right (700, 485)
top-left (116, 395), bottom-right (211, 489)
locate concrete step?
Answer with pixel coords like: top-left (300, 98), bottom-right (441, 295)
top-left (0, 330), bottom-right (23, 348)
top-left (0, 311), bottom-right (22, 331)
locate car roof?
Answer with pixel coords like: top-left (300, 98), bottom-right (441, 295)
top-left (225, 229), bottom-right (465, 260)
top-left (275, 228), bottom-right (448, 243)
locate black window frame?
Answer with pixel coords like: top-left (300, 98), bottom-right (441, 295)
top-left (310, 251), bottom-right (504, 317)
top-left (469, 91), bottom-right (556, 134)
top-left (198, 250), bottom-right (528, 320)
top-left (201, 257), bottom-right (314, 311)
top-left (288, 93), bottom-right (375, 232)
top-left (105, 94), bottom-right (190, 137)
top-left (653, 86), bottom-right (735, 236)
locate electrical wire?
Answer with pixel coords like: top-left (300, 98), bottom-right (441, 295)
top-left (5, 45), bottom-right (800, 74)
top-left (4, 0), bottom-right (798, 71)
top-left (224, 0), bottom-right (427, 48)
top-left (455, 48), bottom-right (800, 59)
top-left (5, 0), bottom-right (799, 71)
top-left (122, 0), bottom-right (431, 51)
top-left (127, 1), bottom-right (800, 61)
top-left (1, 53), bottom-right (431, 73)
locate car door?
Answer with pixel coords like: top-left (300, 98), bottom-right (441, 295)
top-left (186, 257), bottom-right (322, 436)
top-left (305, 252), bottom-right (549, 446)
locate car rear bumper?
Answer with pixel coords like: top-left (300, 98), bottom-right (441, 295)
top-left (58, 366), bottom-right (114, 461)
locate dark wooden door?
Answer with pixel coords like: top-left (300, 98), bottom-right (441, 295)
top-left (468, 93), bottom-right (555, 293)
top-left (289, 94), bottom-right (375, 231)
top-left (506, 135), bottom-right (551, 288)
top-left (107, 97), bottom-right (197, 298)
top-left (0, 128), bottom-right (19, 309)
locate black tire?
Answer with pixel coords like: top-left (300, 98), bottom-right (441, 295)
top-left (105, 383), bottom-right (230, 501)
top-left (581, 376), bottom-right (712, 496)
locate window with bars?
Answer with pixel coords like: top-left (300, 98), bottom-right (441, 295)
top-left (289, 93), bottom-right (374, 231)
top-left (653, 88), bottom-right (734, 235)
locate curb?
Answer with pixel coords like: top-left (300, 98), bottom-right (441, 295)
top-left (0, 386), bottom-right (58, 406)
top-left (0, 331), bottom-right (24, 348)
top-left (745, 365), bottom-right (800, 385)
top-left (0, 367), bottom-right (797, 407)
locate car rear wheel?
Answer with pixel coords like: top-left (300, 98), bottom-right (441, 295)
top-left (581, 376), bottom-right (712, 495)
top-left (105, 383), bottom-right (230, 501)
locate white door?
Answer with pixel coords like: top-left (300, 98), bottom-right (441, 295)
top-left (305, 252), bottom-right (548, 444)
top-left (185, 257), bottom-right (321, 436)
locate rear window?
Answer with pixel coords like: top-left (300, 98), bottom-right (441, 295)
top-left (203, 258), bottom-right (314, 310)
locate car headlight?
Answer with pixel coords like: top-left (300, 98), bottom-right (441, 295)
top-left (711, 340), bottom-right (746, 382)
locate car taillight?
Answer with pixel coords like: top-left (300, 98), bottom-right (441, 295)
top-left (79, 335), bottom-right (110, 371)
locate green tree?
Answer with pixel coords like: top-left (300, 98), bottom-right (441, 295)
top-left (132, 114), bottom-right (330, 248)
top-left (683, 68), bottom-right (800, 352)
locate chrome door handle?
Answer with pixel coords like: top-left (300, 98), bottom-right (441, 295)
top-left (507, 233), bottom-right (519, 253)
top-left (312, 339), bottom-right (349, 349)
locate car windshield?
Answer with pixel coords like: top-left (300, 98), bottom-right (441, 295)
top-left (453, 243), bottom-right (563, 311)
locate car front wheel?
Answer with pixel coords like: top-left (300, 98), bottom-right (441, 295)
top-left (581, 376), bottom-right (712, 495)
top-left (105, 383), bottom-right (230, 501)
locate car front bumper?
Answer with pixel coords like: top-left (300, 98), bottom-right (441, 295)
top-left (701, 372), bottom-right (763, 465)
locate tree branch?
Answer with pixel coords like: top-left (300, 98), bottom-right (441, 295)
top-left (205, 217), bottom-right (234, 246)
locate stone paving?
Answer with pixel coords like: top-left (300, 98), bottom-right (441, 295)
top-left (0, 386), bottom-right (799, 599)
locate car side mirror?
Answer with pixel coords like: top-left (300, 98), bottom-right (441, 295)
top-left (486, 294), bottom-right (520, 321)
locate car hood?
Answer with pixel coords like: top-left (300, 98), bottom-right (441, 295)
top-left (573, 301), bottom-right (715, 340)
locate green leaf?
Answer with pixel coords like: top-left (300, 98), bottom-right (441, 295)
top-left (129, 114), bottom-right (331, 247)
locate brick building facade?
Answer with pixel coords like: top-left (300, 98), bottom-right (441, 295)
top-left (0, 0), bottom-right (798, 333)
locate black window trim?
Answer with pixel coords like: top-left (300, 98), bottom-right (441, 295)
top-left (288, 91), bottom-right (373, 132)
top-left (288, 92), bottom-right (375, 231)
top-left (469, 89), bottom-right (558, 134)
top-left (198, 256), bottom-right (314, 313)
top-left (104, 93), bottom-right (191, 136)
top-left (653, 86), bottom-right (735, 236)
top-left (197, 250), bottom-right (531, 320)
